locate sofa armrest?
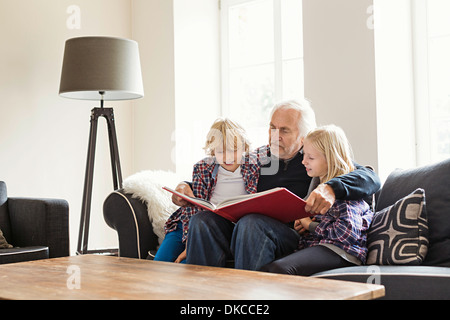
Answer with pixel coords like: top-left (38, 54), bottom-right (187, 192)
top-left (313, 265), bottom-right (450, 300)
top-left (103, 190), bottom-right (159, 259)
top-left (8, 197), bottom-right (70, 258)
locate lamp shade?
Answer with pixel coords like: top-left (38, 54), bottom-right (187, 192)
top-left (59, 36), bottom-right (144, 101)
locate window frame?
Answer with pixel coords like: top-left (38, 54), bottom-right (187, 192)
top-left (411, 0), bottom-right (450, 165)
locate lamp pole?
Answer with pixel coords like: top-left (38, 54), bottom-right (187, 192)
top-left (77, 92), bottom-right (122, 255)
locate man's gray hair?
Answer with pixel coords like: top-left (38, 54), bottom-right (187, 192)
top-left (270, 99), bottom-right (317, 138)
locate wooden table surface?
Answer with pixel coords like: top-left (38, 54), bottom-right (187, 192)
top-left (0, 255), bottom-right (384, 300)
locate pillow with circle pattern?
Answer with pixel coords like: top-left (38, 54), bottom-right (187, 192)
top-left (366, 188), bottom-right (429, 265)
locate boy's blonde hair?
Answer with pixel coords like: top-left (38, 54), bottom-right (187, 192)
top-left (204, 118), bottom-right (251, 156)
top-left (304, 125), bottom-right (355, 183)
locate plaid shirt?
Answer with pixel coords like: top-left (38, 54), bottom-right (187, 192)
top-left (165, 152), bottom-right (261, 243)
top-left (299, 200), bottom-right (373, 264)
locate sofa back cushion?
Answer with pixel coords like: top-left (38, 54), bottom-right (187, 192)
top-left (0, 181), bottom-right (12, 243)
top-left (376, 158), bottom-right (450, 267)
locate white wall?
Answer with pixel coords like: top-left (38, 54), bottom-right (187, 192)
top-left (132, 0), bottom-right (177, 174)
top-left (374, 0), bottom-right (416, 181)
top-left (173, 0), bottom-right (221, 179)
top-left (132, 0), bottom-right (221, 180)
top-left (0, 0), bottom-right (134, 254)
top-left (303, 0), bottom-right (379, 172)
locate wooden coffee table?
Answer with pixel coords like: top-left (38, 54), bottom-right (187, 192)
top-left (0, 255), bottom-right (384, 300)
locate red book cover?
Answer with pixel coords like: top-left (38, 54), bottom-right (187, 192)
top-left (163, 186), bottom-right (311, 223)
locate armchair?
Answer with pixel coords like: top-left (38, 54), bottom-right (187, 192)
top-left (103, 190), bottom-right (158, 259)
top-left (103, 170), bottom-right (181, 259)
top-left (0, 181), bottom-right (70, 264)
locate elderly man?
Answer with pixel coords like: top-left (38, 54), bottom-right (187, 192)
top-left (172, 99), bottom-right (380, 274)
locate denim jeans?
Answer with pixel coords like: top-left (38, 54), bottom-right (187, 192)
top-left (186, 211), bottom-right (300, 271)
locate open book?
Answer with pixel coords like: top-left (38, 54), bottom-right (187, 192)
top-left (163, 186), bottom-right (311, 223)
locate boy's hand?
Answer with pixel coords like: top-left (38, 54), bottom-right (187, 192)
top-left (175, 249), bottom-right (187, 263)
top-left (172, 182), bottom-right (194, 207)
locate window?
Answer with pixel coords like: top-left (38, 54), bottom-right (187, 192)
top-left (221, 0), bottom-right (304, 147)
top-left (413, 0), bottom-right (450, 165)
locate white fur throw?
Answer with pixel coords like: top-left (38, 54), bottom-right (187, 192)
top-left (122, 170), bottom-right (182, 244)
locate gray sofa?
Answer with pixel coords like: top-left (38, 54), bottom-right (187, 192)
top-left (0, 181), bottom-right (70, 264)
top-left (313, 158), bottom-right (450, 299)
top-left (103, 158), bottom-right (450, 300)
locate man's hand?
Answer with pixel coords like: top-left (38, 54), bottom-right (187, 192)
top-left (305, 184), bottom-right (335, 215)
top-left (172, 182), bottom-right (194, 207)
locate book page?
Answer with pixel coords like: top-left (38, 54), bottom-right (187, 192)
top-left (216, 187), bottom-right (283, 208)
top-left (162, 186), bottom-right (215, 210)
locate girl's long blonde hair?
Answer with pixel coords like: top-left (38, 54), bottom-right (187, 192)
top-left (204, 118), bottom-right (251, 156)
top-left (304, 125), bottom-right (355, 183)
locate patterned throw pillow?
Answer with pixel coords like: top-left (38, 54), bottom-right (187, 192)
top-left (0, 228), bottom-right (13, 249)
top-left (367, 188), bottom-right (428, 265)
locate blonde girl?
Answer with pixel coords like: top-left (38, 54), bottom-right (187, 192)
top-left (262, 125), bottom-right (374, 275)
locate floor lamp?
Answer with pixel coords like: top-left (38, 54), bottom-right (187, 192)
top-left (59, 36), bottom-right (144, 255)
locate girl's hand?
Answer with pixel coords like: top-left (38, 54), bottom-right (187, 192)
top-left (294, 219), bottom-right (304, 233)
top-left (294, 217), bottom-right (315, 234)
top-left (175, 249), bottom-right (187, 263)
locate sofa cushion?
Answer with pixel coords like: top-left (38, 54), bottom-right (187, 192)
top-left (313, 265), bottom-right (450, 300)
top-left (0, 246), bottom-right (49, 264)
top-left (376, 158), bottom-right (450, 267)
top-left (0, 181), bottom-right (12, 243)
top-left (367, 189), bottom-right (428, 265)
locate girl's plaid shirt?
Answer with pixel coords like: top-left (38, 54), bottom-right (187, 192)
top-left (164, 152), bottom-right (261, 243)
top-left (299, 199), bottom-right (374, 264)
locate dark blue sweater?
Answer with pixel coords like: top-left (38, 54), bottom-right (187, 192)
top-left (257, 149), bottom-right (381, 201)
